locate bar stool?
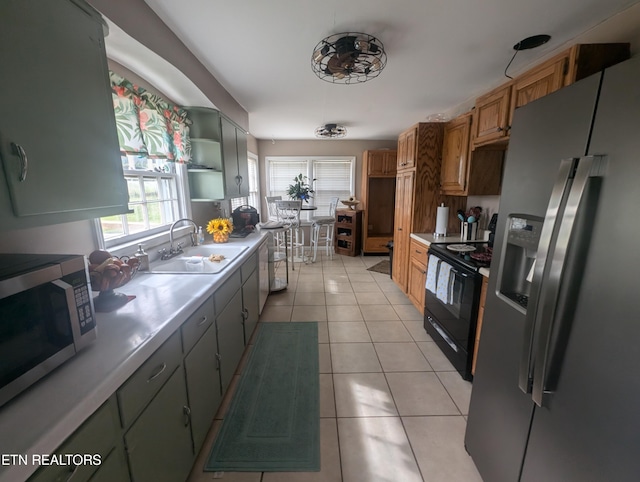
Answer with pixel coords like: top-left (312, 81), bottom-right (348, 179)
top-left (310, 197), bottom-right (339, 262)
top-left (265, 195), bottom-right (283, 246)
top-left (275, 200), bottom-right (305, 264)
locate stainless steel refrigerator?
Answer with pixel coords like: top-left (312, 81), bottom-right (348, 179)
top-left (465, 55), bottom-right (640, 481)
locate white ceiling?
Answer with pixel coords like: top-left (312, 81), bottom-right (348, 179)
top-left (138, 0), bottom-right (639, 140)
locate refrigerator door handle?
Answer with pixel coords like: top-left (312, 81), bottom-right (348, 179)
top-left (531, 155), bottom-right (606, 407)
top-left (518, 158), bottom-right (577, 394)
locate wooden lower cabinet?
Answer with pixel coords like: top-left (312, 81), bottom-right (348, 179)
top-left (124, 368), bottom-right (194, 482)
top-left (471, 276), bottom-right (489, 376)
top-left (407, 240), bottom-right (429, 314)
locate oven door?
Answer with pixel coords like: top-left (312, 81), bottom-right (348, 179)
top-left (424, 256), bottom-right (481, 349)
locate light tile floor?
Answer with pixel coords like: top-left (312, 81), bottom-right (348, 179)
top-left (188, 253), bottom-right (482, 482)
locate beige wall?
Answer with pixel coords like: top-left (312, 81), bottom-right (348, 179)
top-left (256, 138), bottom-right (397, 215)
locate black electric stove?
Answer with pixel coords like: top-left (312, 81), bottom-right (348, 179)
top-left (428, 242), bottom-right (492, 272)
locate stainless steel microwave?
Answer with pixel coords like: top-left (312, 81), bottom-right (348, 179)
top-left (0, 254), bottom-right (97, 408)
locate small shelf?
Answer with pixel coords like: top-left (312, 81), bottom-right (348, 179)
top-left (334, 209), bottom-right (362, 257)
top-left (187, 168), bottom-right (222, 173)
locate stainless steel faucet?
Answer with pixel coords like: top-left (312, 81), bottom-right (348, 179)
top-left (162, 218), bottom-right (198, 260)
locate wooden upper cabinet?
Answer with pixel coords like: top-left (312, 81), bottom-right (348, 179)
top-left (442, 113), bottom-right (504, 196)
top-left (397, 127), bottom-right (417, 170)
top-left (508, 53), bottom-right (568, 128)
top-left (472, 43), bottom-right (629, 150)
top-left (472, 83), bottom-right (512, 148)
top-left (366, 150), bottom-right (397, 176)
top-left (441, 113), bottom-right (472, 194)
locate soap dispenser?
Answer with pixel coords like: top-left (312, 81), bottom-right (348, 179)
top-left (198, 226), bottom-right (205, 245)
top-left (134, 244), bottom-right (150, 271)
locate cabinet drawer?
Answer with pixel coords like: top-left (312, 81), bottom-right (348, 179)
top-left (117, 332), bottom-right (182, 428)
top-left (409, 239), bottom-right (429, 265)
top-left (214, 269), bottom-right (241, 315)
top-left (28, 397), bottom-right (119, 482)
top-left (181, 296), bottom-right (215, 355)
top-left (241, 251), bottom-right (257, 282)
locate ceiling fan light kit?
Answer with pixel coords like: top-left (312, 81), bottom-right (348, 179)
top-left (315, 123), bottom-right (347, 139)
top-left (311, 32), bottom-right (387, 84)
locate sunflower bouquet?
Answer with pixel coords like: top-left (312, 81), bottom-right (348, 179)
top-left (206, 217), bottom-right (233, 243)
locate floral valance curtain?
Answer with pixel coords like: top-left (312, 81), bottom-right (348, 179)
top-left (110, 71), bottom-right (191, 162)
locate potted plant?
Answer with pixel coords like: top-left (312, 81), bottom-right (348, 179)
top-left (287, 174), bottom-right (315, 203)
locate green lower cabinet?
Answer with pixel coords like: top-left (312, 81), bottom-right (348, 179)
top-left (124, 368), bottom-right (193, 482)
top-left (28, 396), bottom-right (123, 482)
top-left (89, 446), bottom-right (129, 482)
top-left (184, 323), bottom-right (222, 453)
top-left (242, 268), bottom-right (259, 345)
top-left (216, 289), bottom-right (245, 393)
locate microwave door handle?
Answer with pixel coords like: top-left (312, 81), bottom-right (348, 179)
top-left (52, 279), bottom-right (82, 351)
top-left (531, 155), bottom-right (606, 407)
top-left (518, 158), bottom-right (577, 394)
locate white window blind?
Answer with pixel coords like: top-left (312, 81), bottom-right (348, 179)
top-left (266, 157), bottom-right (355, 219)
top-left (268, 160), bottom-right (308, 200)
top-left (313, 160), bottom-right (352, 216)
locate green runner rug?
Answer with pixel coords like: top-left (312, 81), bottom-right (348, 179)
top-left (205, 322), bottom-right (320, 472)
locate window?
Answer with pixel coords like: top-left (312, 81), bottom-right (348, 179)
top-left (266, 157), bottom-right (355, 219)
top-left (99, 155), bottom-right (186, 247)
top-left (97, 71), bottom-right (191, 249)
top-left (230, 153), bottom-right (260, 212)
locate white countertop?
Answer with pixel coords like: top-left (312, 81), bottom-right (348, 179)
top-left (409, 233), bottom-right (465, 246)
top-left (0, 232), bottom-right (268, 482)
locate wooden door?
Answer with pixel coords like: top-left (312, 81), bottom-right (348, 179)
top-left (472, 83), bottom-right (511, 148)
top-left (441, 113), bottom-right (472, 194)
top-left (392, 170), bottom-right (414, 291)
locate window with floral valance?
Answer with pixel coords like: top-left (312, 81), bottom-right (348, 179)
top-left (109, 71), bottom-right (191, 162)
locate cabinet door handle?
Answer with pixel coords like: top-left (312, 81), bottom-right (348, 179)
top-left (215, 353), bottom-right (221, 370)
top-left (197, 315), bottom-right (208, 326)
top-left (183, 405), bottom-right (191, 427)
top-left (146, 362), bottom-right (167, 382)
top-left (241, 308), bottom-right (249, 321)
top-left (11, 142), bottom-right (28, 182)
top-left (496, 126), bottom-right (504, 132)
top-left (236, 175), bottom-right (242, 186)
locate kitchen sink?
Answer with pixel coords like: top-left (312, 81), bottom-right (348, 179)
top-left (148, 245), bottom-right (249, 274)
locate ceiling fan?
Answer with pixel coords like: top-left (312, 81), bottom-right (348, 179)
top-left (311, 32), bottom-right (387, 84)
top-left (314, 123), bottom-right (347, 138)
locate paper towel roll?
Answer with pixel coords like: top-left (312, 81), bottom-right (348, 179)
top-left (435, 205), bottom-right (449, 236)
